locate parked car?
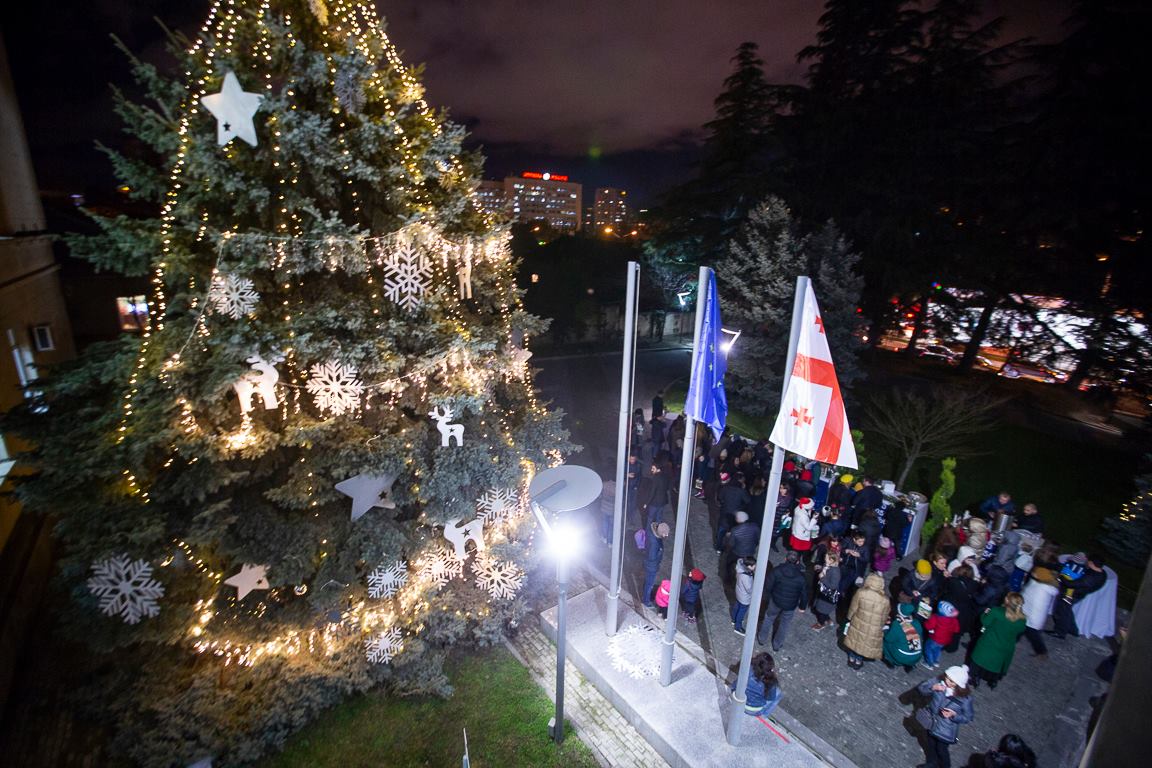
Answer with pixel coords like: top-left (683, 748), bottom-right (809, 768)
top-left (999, 361), bottom-right (1068, 384)
top-left (918, 344), bottom-right (958, 365)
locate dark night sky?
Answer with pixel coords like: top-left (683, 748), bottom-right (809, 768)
top-left (3, 0), bottom-right (1072, 205)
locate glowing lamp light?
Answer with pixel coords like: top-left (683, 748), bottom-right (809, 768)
top-left (720, 327), bottom-right (742, 353)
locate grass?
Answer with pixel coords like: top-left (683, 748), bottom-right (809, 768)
top-left (261, 646), bottom-right (600, 768)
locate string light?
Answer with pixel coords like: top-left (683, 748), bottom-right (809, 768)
top-left (105, 0), bottom-right (567, 670)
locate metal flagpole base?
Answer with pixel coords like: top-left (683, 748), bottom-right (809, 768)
top-left (606, 589), bottom-right (620, 636)
top-left (725, 690), bottom-right (748, 744)
top-left (659, 636), bottom-right (676, 686)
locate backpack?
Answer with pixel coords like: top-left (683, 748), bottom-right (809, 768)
top-left (634, 528), bottom-right (647, 550)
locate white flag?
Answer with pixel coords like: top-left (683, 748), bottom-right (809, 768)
top-left (768, 282), bottom-right (858, 468)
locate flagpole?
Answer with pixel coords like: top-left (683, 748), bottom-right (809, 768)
top-left (607, 260), bottom-right (640, 636)
top-left (725, 275), bottom-right (809, 744)
top-left (659, 265), bottom-right (710, 687)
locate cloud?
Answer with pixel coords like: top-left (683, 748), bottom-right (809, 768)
top-left (382, 0), bottom-right (822, 153)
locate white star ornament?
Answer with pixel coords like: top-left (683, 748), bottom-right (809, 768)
top-left (335, 472), bottom-right (398, 522)
top-left (201, 71), bottom-right (263, 147)
top-left (225, 563), bottom-right (270, 599)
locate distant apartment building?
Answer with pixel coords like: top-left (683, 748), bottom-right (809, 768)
top-left (474, 180), bottom-right (508, 218)
top-left (593, 187), bottom-right (629, 231)
top-left (504, 172), bottom-right (582, 232)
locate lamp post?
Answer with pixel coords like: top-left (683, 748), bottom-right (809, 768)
top-left (529, 464), bottom-right (603, 745)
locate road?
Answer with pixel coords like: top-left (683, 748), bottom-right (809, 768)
top-left (534, 346), bottom-right (692, 474)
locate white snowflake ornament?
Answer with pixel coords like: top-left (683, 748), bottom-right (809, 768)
top-left (418, 548), bottom-right (464, 587)
top-left (208, 273), bottom-right (259, 319)
top-left (471, 556), bottom-right (523, 600)
top-left (364, 626), bottom-right (403, 664)
top-left (476, 488), bottom-right (519, 525)
top-left (367, 560), bottom-right (409, 599)
top-left (87, 554), bottom-right (165, 624)
top-left (607, 624), bottom-right (663, 679)
top-left (306, 360), bottom-right (364, 416)
top-left (382, 238), bottom-right (432, 312)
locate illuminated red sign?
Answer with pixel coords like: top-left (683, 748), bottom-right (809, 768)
top-left (522, 171), bottom-right (569, 182)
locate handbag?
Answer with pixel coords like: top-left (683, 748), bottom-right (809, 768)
top-left (634, 528), bottom-right (647, 550)
top-left (818, 581), bottom-right (842, 604)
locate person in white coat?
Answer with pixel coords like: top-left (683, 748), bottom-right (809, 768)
top-left (789, 497), bottom-right (818, 563)
top-left (1021, 566), bottom-right (1059, 658)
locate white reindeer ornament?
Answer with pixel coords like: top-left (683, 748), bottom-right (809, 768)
top-left (428, 405), bottom-right (464, 447)
top-left (233, 354), bottom-right (283, 414)
top-left (443, 517), bottom-right (486, 560)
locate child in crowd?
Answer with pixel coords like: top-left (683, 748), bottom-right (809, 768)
top-left (655, 579), bottom-right (672, 618)
top-left (738, 652), bottom-right (782, 718)
top-left (872, 535), bottom-right (896, 574)
top-left (921, 601), bottom-right (961, 670)
top-left (681, 568), bottom-right (706, 623)
top-left (732, 557), bottom-right (755, 635)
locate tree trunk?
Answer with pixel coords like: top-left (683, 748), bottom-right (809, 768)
top-left (958, 294), bottom-right (999, 372)
top-left (904, 293), bottom-right (929, 357)
top-left (897, 454), bottom-right (917, 489)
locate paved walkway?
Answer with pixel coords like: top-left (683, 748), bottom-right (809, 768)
top-left (578, 487), bottom-right (1113, 768)
top-left (507, 575), bottom-right (671, 768)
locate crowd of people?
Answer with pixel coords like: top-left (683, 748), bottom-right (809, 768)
top-left (617, 395), bottom-right (1112, 768)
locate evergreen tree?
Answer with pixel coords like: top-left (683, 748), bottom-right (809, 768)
top-left (3, 1), bottom-right (569, 764)
top-left (715, 196), bottom-right (864, 419)
top-left (644, 42), bottom-right (788, 304)
top-left (810, 221), bottom-right (867, 394)
top-left (924, 457), bottom-right (957, 542)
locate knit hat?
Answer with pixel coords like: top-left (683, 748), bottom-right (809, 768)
top-left (783, 460), bottom-right (796, 472)
top-left (689, 568), bottom-right (706, 582)
top-left (840, 473), bottom-right (854, 484)
top-left (916, 559), bottom-right (932, 577)
top-left (654, 522), bottom-right (671, 538)
top-left (878, 536), bottom-right (892, 549)
top-left (796, 497), bottom-right (814, 511)
top-left (944, 664), bottom-right (970, 688)
top-left (938, 601), bottom-right (959, 618)
top-left (735, 510), bottom-right (749, 523)
top-left (800, 469), bottom-right (813, 481)
top-left (1069, 552), bottom-right (1088, 565)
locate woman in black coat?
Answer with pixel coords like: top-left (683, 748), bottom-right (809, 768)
top-left (941, 564), bottom-right (979, 651)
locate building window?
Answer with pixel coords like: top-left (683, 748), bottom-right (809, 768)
top-left (118, 296), bottom-right (149, 332)
top-left (31, 324), bottom-right (55, 352)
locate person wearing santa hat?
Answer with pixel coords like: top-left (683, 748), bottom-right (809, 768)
top-left (915, 664), bottom-right (975, 768)
top-left (789, 497), bottom-right (818, 562)
top-left (680, 568), bottom-right (707, 623)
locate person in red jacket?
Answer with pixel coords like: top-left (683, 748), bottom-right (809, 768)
top-left (921, 600), bottom-right (962, 670)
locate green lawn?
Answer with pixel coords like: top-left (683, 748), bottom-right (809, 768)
top-left (262, 646), bottom-right (600, 768)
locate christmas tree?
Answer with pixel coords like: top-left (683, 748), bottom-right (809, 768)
top-left (5, 1), bottom-right (570, 763)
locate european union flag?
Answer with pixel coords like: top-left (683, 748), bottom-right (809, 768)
top-left (685, 270), bottom-right (728, 439)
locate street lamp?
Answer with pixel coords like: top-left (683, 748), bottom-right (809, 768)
top-left (720, 327), bottom-right (742, 353)
top-left (529, 464), bottom-right (603, 745)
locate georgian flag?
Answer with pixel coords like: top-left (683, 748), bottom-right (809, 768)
top-left (768, 282), bottom-right (858, 468)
